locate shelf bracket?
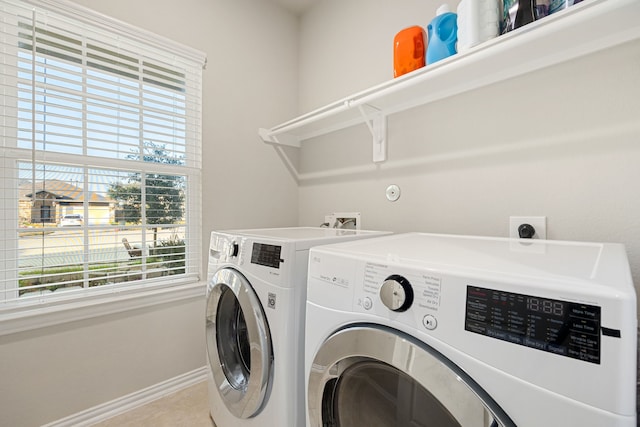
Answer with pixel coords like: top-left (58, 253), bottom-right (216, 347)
top-left (258, 128), bottom-right (301, 148)
top-left (357, 105), bottom-right (387, 163)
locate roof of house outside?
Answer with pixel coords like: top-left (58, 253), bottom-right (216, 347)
top-left (19, 180), bottom-right (114, 204)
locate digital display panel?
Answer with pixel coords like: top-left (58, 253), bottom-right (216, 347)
top-left (465, 286), bottom-right (601, 364)
top-left (251, 243), bottom-right (282, 269)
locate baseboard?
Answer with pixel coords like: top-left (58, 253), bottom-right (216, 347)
top-left (43, 366), bottom-right (209, 427)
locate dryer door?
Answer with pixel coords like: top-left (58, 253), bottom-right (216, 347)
top-left (308, 325), bottom-right (515, 427)
top-left (206, 268), bottom-right (273, 419)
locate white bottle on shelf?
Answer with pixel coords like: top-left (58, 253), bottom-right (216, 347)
top-left (457, 0), bottom-right (500, 52)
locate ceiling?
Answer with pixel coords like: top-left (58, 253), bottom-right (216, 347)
top-left (269, 0), bottom-right (319, 15)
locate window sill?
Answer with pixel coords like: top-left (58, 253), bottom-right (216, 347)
top-left (0, 278), bottom-right (206, 337)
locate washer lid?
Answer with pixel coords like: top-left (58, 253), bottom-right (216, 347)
top-left (224, 226), bottom-right (364, 239)
top-left (206, 268), bottom-right (273, 419)
top-left (214, 227), bottom-right (391, 251)
top-left (309, 232), bottom-right (633, 292)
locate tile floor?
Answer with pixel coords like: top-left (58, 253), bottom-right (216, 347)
top-left (91, 381), bottom-right (215, 427)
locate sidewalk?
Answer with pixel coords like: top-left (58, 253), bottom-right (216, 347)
top-left (19, 246), bottom-right (131, 268)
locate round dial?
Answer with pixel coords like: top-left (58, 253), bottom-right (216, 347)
top-left (380, 275), bottom-right (414, 312)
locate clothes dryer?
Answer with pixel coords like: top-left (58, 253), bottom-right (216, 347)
top-left (206, 227), bottom-right (390, 427)
top-left (305, 233), bottom-right (637, 426)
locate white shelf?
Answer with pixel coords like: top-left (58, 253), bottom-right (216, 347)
top-left (259, 0), bottom-right (640, 163)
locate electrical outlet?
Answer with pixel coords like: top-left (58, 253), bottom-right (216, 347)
top-left (509, 216), bottom-right (547, 239)
top-left (324, 212), bottom-right (361, 230)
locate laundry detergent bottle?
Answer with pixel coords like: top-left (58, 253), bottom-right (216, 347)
top-left (457, 0), bottom-right (499, 53)
top-left (426, 4), bottom-right (458, 64)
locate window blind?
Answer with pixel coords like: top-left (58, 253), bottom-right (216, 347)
top-left (0, 0), bottom-right (205, 304)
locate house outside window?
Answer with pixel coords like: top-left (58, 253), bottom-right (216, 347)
top-left (0, 0), bottom-right (206, 316)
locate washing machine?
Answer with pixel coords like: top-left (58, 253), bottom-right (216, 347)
top-left (205, 227), bottom-right (391, 427)
top-left (305, 233), bottom-right (637, 427)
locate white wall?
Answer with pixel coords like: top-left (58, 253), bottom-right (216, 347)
top-left (298, 0), bottom-right (436, 111)
top-left (0, 299), bottom-right (204, 427)
top-left (0, 1), bottom-right (300, 425)
top-left (296, 0), bottom-right (640, 301)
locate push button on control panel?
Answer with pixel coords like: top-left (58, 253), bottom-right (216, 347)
top-left (422, 314), bottom-right (438, 330)
top-left (363, 297), bottom-right (373, 310)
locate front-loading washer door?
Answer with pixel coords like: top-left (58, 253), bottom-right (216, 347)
top-left (206, 268), bottom-right (273, 419)
top-left (308, 325), bottom-right (516, 427)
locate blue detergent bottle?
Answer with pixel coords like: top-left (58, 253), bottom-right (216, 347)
top-left (426, 4), bottom-right (458, 64)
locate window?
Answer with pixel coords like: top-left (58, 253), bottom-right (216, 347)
top-left (0, 0), bottom-right (206, 309)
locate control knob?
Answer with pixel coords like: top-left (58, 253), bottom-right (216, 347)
top-left (380, 274), bottom-right (414, 312)
top-left (228, 241), bottom-right (239, 258)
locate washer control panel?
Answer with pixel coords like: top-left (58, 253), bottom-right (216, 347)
top-left (250, 243), bottom-right (282, 269)
top-left (465, 285), bottom-right (602, 364)
top-left (208, 232), bottom-right (292, 287)
top-left (354, 263), bottom-right (442, 332)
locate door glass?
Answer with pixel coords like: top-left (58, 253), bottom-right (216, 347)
top-left (328, 361), bottom-right (461, 427)
top-left (215, 286), bottom-right (251, 390)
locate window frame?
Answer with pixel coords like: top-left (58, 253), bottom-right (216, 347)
top-left (0, 0), bottom-right (206, 335)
